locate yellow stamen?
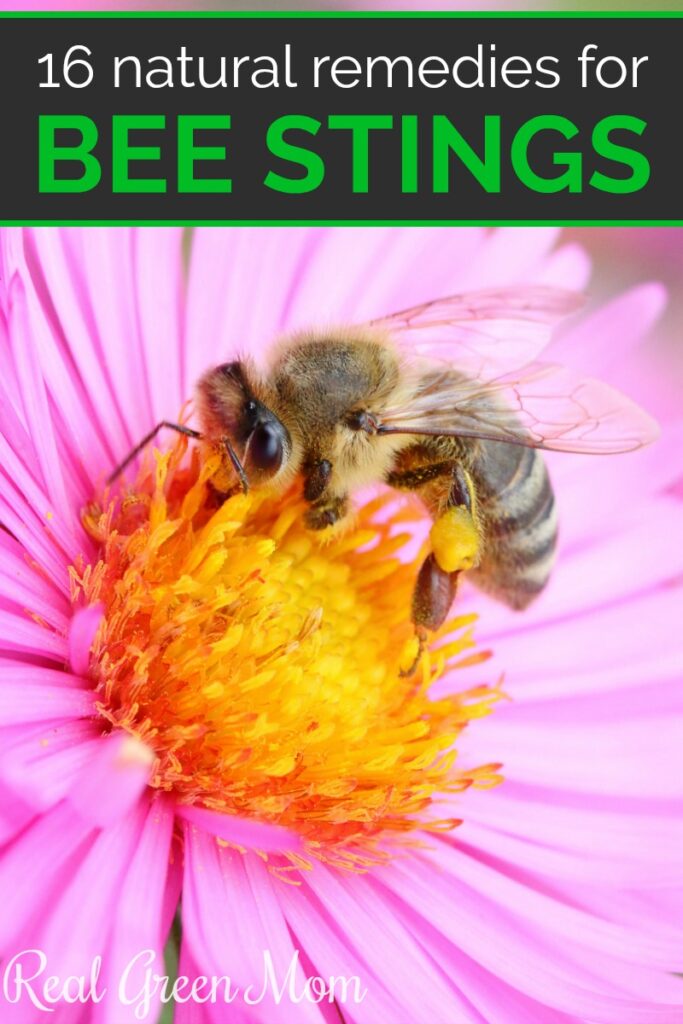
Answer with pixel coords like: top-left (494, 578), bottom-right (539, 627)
top-left (72, 440), bottom-right (502, 866)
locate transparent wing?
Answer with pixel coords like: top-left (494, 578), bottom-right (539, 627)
top-left (377, 361), bottom-right (659, 454)
top-left (366, 285), bottom-right (584, 379)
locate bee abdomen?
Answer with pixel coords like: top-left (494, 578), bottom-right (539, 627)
top-left (469, 443), bottom-right (558, 610)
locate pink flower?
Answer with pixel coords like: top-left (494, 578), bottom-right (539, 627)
top-left (0, 227), bottom-right (681, 1024)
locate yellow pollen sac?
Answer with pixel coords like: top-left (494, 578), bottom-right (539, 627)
top-left (73, 440), bottom-right (502, 867)
top-left (430, 505), bottom-right (481, 574)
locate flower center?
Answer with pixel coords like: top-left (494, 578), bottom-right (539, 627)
top-left (73, 439), bottom-right (502, 865)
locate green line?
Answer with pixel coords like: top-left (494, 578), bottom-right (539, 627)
top-left (1, 10), bottom-right (682, 17)
top-left (2, 221), bottom-right (681, 227)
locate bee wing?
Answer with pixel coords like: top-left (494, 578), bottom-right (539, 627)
top-left (367, 285), bottom-right (584, 379)
top-left (378, 361), bottom-right (659, 454)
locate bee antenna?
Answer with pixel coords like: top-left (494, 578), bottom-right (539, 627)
top-left (106, 421), bottom-right (202, 485)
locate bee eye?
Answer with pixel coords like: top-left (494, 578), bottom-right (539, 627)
top-left (249, 423), bottom-right (283, 472)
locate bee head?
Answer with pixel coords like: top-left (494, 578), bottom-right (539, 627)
top-left (196, 360), bottom-right (292, 487)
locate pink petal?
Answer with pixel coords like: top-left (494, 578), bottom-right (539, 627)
top-left (0, 472), bottom-right (70, 591)
top-left (49, 230), bottom-right (154, 445)
top-left (182, 825), bottom-right (324, 1023)
top-left (537, 242), bottom-right (591, 291)
top-left (362, 879), bottom-right (583, 1024)
top-left (304, 863), bottom-right (473, 1022)
top-left (177, 804), bottom-right (300, 854)
top-left (545, 429), bottom-right (683, 554)
top-left (0, 801), bottom-right (95, 953)
top-left (0, 609), bottom-right (66, 661)
top-left (0, 420), bottom-right (77, 581)
top-left (0, 777), bottom-right (37, 846)
top-left (548, 283), bottom-right (666, 376)
top-left (456, 226), bottom-right (561, 289)
top-left (458, 680), bottom-right (683, 799)
top-left (377, 857), bottom-right (683, 1023)
top-left (284, 227), bottom-right (488, 329)
top-left (0, 720), bottom-right (102, 811)
top-left (0, 662), bottom-right (89, 690)
top-left (455, 818), bottom-right (658, 888)
top-left (0, 680), bottom-right (95, 726)
top-left (68, 731), bottom-right (154, 828)
top-left (455, 783), bottom-right (683, 889)
top-left (7, 274), bottom-right (76, 541)
top-left (476, 586), bottom-right (682, 695)
top-left (186, 228), bottom-right (319, 384)
top-left (94, 797), bottom-right (175, 1024)
top-left (463, 495), bottom-right (683, 642)
top-left (278, 879), bottom-right (406, 1024)
top-left (427, 839), bottom-right (683, 971)
top-left (0, 532), bottom-right (70, 628)
top-left (2, 229), bottom-right (120, 487)
top-left (0, 972), bottom-right (92, 1024)
top-left (131, 228), bottom-right (185, 419)
top-left (37, 801), bottom-right (148, 986)
top-left (68, 603), bottom-right (103, 677)
top-left (174, 943), bottom-right (255, 1024)
top-left (329, 228), bottom-right (487, 323)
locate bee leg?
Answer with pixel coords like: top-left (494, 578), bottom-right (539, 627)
top-left (107, 421), bottom-right (201, 485)
top-left (412, 553), bottom-right (459, 630)
top-left (394, 463), bottom-right (480, 677)
top-left (400, 554), bottom-right (459, 676)
top-left (448, 463), bottom-right (474, 514)
top-left (305, 494), bottom-right (348, 531)
top-left (430, 465), bottom-right (482, 575)
top-left (303, 459), bottom-right (332, 503)
top-left (386, 461), bottom-right (452, 491)
top-left (220, 437), bottom-right (249, 494)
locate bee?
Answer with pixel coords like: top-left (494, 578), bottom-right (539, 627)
top-left (110, 286), bottom-right (658, 665)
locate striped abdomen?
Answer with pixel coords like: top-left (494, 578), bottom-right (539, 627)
top-left (468, 441), bottom-right (557, 610)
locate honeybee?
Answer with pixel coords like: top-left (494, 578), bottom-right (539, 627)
top-left (111, 286), bottom-right (658, 663)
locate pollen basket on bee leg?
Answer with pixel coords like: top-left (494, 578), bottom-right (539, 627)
top-left (430, 506), bottom-right (482, 574)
